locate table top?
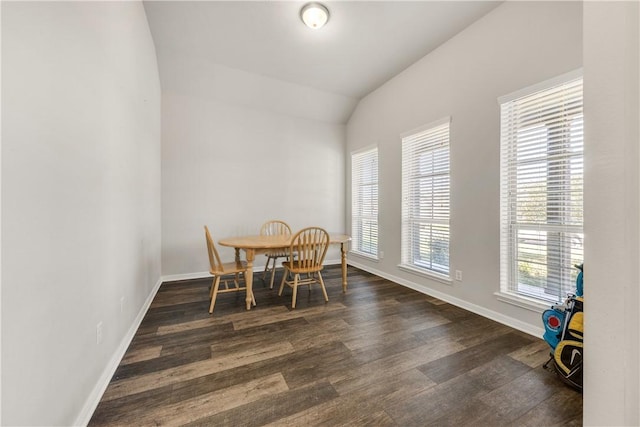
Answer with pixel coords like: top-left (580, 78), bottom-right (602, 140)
top-left (219, 233), bottom-right (350, 249)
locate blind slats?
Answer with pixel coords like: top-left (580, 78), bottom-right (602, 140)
top-left (352, 147), bottom-right (378, 257)
top-left (500, 76), bottom-right (583, 303)
top-left (401, 120), bottom-right (450, 276)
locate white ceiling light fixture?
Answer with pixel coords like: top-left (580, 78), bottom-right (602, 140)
top-left (300, 2), bottom-right (330, 30)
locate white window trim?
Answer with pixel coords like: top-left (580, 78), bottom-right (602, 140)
top-left (398, 264), bottom-right (453, 286)
top-left (350, 250), bottom-right (380, 262)
top-left (351, 145), bottom-right (379, 260)
top-left (400, 117), bottom-right (451, 140)
top-left (498, 70), bottom-right (584, 307)
top-left (494, 291), bottom-right (550, 313)
top-left (400, 116), bottom-right (452, 279)
top-left (498, 68), bottom-right (583, 104)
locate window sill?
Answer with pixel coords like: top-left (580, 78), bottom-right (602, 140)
top-left (397, 264), bottom-right (452, 285)
top-left (349, 250), bottom-right (379, 262)
top-left (494, 291), bottom-right (551, 313)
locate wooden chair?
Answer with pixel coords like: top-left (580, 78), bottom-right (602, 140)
top-left (278, 227), bottom-right (330, 309)
top-left (260, 220), bottom-right (292, 289)
top-left (204, 226), bottom-right (255, 314)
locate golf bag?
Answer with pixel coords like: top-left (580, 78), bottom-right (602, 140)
top-left (541, 264), bottom-right (584, 392)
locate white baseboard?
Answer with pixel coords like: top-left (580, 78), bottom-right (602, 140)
top-left (74, 276), bottom-right (163, 426)
top-left (160, 259), bottom-right (342, 284)
top-left (160, 266), bottom-right (267, 284)
top-left (347, 260), bottom-right (544, 338)
top-left (161, 270), bottom-right (212, 283)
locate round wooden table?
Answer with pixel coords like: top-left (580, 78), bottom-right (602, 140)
top-left (218, 233), bottom-right (351, 310)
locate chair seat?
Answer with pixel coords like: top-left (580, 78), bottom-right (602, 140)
top-left (281, 260), bottom-right (322, 275)
top-left (211, 260), bottom-right (247, 275)
top-left (265, 251), bottom-right (288, 258)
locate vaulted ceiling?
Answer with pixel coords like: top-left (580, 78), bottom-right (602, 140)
top-left (144, 1), bottom-right (501, 122)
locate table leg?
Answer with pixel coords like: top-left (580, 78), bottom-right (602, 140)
top-left (244, 248), bottom-right (256, 310)
top-left (341, 242), bottom-right (348, 293)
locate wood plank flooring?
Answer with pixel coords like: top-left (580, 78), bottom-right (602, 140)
top-left (89, 265), bottom-right (582, 426)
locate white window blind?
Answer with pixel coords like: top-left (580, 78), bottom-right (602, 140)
top-left (351, 147), bottom-right (378, 258)
top-left (401, 119), bottom-right (450, 277)
top-left (500, 75), bottom-right (583, 304)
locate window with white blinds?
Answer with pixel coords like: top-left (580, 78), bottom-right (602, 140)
top-left (500, 73), bottom-right (583, 304)
top-left (351, 147), bottom-right (378, 258)
top-left (401, 119), bottom-right (450, 277)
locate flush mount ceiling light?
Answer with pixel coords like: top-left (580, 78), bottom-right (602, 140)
top-left (300, 2), bottom-right (330, 29)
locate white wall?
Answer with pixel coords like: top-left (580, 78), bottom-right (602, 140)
top-left (1, 2), bottom-right (161, 425)
top-left (346, 1), bottom-right (582, 334)
top-left (583, 2), bottom-right (640, 425)
top-left (159, 53), bottom-right (346, 277)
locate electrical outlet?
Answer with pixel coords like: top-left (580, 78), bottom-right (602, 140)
top-left (455, 270), bottom-right (463, 281)
top-left (120, 297), bottom-right (125, 314)
top-left (96, 322), bottom-right (103, 345)
top-left (379, 251), bottom-right (384, 259)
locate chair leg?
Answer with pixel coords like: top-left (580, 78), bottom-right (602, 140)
top-left (318, 271), bottom-right (329, 302)
top-left (291, 273), bottom-right (299, 309)
top-left (209, 278), bottom-right (215, 298)
top-left (278, 268), bottom-right (287, 296)
top-left (269, 257), bottom-right (278, 289)
top-left (262, 256), bottom-right (272, 281)
top-left (209, 276), bottom-right (221, 314)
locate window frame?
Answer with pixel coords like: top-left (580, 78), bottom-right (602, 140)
top-left (350, 146), bottom-right (379, 260)
top-left (498, 70), bottom-right (584, 307)
top-left (399, 117), bottom-right (451, 281)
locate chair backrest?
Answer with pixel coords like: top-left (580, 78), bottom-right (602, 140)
top-left (260, 220), bottom-right (292, 237)
top-left (204, 226), bottom-right (224, 273)
top-left (288, 227), bottom-right (329, 272)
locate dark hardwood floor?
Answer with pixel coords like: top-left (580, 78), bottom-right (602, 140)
top-left (89, 265), bottom-right (582, 426)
